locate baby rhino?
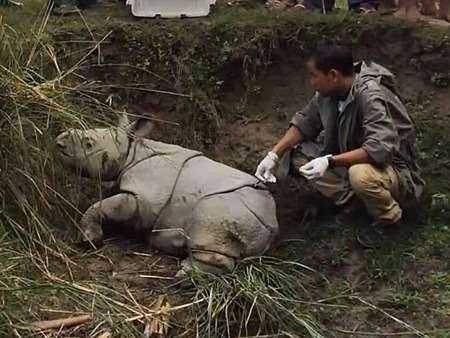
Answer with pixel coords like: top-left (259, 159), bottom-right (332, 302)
top-left (55, 113), bottom-right (278, 274)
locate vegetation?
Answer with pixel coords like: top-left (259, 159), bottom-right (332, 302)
top-left (0, 1), bottom-right (449, 337)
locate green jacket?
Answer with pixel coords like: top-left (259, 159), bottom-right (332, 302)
top-left (290, 61), bottom-right (424, 208)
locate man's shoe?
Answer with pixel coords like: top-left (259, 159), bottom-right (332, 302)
top-left (335, 197), bottom-right (366, 226)
top-left (356, 224), bottom-right (385, 249)
top-left (356, 219), bottom-right (399, 249)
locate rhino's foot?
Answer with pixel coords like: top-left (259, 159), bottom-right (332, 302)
top-left (75, 239), bottom-right (104, 251)
top-left (176, 253), bottom-right (236, 276)
top-left (175, 258), bottom-right (227, 277)
top-left (80, 223), bottom-right (104, 244)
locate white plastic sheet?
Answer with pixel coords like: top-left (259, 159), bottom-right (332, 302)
top-left (126, 0), bottom-right (217, 18)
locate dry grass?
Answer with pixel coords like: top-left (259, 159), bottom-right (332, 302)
top-left (183, 257), bottom-right (327, 338)
top-left (0, 5), bottom-right (328, 337)
top-left (0, 3), bottom-right (444, 338)
top-left (0, 5), bottom-right (147, 337)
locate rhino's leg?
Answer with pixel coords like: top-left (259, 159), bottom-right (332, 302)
top-left (178, 189), bottom-right (276, 275)
top-left (439, 0), bottom-right (449, 20)
top-left (148, 229), bottom-right (188, 257)
top-left (192, 251), bottom-right (235, 272)
top-left (421, 0), bottom-right (436, 15)
top-left (395, 0), bottom-right (421, 20)
top-left (180, 220), bottom-right (240, 275)
top-left (80, 193), bottom-right (139, 244)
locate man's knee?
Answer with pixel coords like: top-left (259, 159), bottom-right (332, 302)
top-left (348, 164), bottom-right (377, 193)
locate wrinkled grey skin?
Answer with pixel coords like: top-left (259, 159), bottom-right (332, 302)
top-left (55, 113), bottom-right (279, 275)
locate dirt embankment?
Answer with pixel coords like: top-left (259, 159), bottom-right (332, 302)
top-left (54, 11), bottom-right (450, 215)
top-left (1, 4), bottom-right (449, 337)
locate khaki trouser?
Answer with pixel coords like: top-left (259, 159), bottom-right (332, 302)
top-left (292, 155), bottom-right (403, 223)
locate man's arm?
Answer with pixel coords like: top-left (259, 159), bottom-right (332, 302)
top-left (301, 86), bottom-right (399, 180)
top-left (300, 148), bottom-right (372, 180)
top-left (272, 93), bottom-right (322, 156)
top-left (330, 148), bottom-right (371, 167)
top-left (272, 126), bottom-right (304, 157)
top-left (255, 126), bottom-right (304, 183)
top-left (331, 83), bottom-right (400, 168)
top-left (255, 94), bottom-right (321, 183)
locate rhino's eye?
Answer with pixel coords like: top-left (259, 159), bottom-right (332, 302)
top-left (83, 137), bottom-right (95, 150)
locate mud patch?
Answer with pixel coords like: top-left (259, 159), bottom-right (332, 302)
top-left (76, 240), bottom-right (180, 294)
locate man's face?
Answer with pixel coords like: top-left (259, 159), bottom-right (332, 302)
top-left (306, 59), bottom-right (342, 97)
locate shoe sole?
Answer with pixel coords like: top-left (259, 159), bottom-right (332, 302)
top-left (356, 234), bottom-right (381, 249)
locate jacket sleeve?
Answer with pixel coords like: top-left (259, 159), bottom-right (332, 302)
top-left (289, 93), bottom-right (323, 141)
top-left (359, 83), bottom-right (399, 166)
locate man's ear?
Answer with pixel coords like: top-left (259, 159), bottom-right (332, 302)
top-left (329, 69), bottom-right (342, 83)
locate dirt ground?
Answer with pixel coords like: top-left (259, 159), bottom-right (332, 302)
top-left (1, 0), bottom-right (449, 337)
top-left (77, 41), bottom-right (450, 336)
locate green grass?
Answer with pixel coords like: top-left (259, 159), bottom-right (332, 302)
top-left (183, 257), bottom-right (327, 337)
top-left (0, 0), bottom-right (48, 29)
top-left (0, 7), bottom-right (144, 337)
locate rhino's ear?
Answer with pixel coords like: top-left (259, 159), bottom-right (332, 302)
top-left (118, 111), bottom-right (130, 129)
top-left (128, 117), bottom-right (154, 138)
top-left (119, 111), bottom-right (153, 138)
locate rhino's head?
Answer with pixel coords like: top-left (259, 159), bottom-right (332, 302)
top-left (55, 113), bottom-right (153, 180)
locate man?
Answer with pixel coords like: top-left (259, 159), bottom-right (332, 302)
top-left (347, 0), bottom-right (378, 15)
top-left (255, 44), bottom-right (424, 248)
top-left (265, 0), bottom-right (335, 13)
top-left (394, 0), bottom-right (449, 21)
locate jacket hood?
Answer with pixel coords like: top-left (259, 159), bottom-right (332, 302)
top-left (355, 61), bottom-right (398, 92)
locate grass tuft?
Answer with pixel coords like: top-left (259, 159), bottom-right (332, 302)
top-left (182, 257), bottom-right (327, 338)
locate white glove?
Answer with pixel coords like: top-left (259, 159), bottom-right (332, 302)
top-left (255, 151), bottom-right (279, 183)
top-left (299, 155), bottom-right (332, 180)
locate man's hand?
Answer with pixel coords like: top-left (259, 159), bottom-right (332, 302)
top-left (266, 0), bottom-right (286, 9)
top-left (255, 151), bottom-right (279, 183)
top-left (299, 155), bottom-right (332, 180)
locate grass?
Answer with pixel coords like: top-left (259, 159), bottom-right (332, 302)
top-left (0, 6), bottom-right (146, 337)
top-left (183, 257), bottom-right (327, 338)
top-left (0, 5), bottom-right (330, 337)
top-left (0, 0), bottom-right (45, 29)
top-left (0, 1), bottom-right (449, 337)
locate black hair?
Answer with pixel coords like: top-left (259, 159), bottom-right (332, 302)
top-left (309, 43), bottom-right (354, 76)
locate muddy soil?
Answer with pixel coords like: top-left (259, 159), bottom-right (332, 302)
top-left (80, 37), bottom-right (449, 305)
top-left (77, 22), bottom-right (450, 269)
top-left (29, 4), bottom-right (449, 335)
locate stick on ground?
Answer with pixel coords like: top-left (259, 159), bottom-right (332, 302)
top-left (30, 314), bottom-right (91, 330)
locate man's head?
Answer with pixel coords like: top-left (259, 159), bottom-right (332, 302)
top-left (307, 43), bottom-right (355, 97)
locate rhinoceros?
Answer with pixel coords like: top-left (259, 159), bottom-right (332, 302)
top-left (55, 113), bottom-right (279, 274)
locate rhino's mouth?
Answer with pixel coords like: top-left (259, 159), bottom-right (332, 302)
top-left (58, 148), bottom-right (103, 159)
top-left (59, 150), bottom-right (73, 158)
